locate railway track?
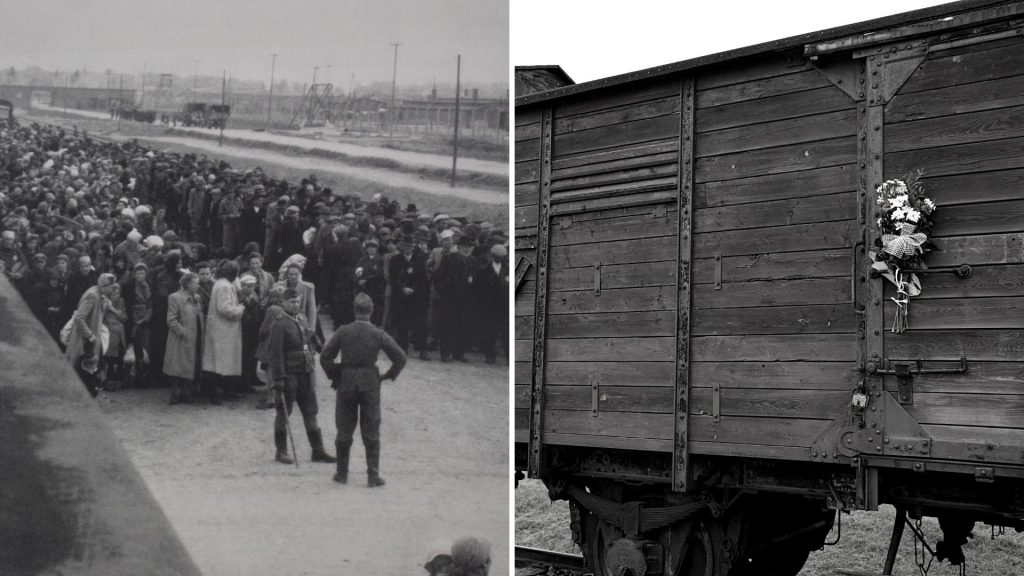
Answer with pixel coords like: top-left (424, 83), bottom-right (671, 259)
top-left (514, 546), bottom-right (589, 576)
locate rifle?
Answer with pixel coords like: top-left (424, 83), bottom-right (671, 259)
top-left (276, 387), bottom-right (300, 469)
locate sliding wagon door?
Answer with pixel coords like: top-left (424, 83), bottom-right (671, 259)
top-left (688, 50), bottom-right (861, 461)
top-left (879, 34), bottom-right (1024, 464)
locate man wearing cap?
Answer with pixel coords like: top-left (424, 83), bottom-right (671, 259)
top-left (387, 234), bottom-right (430, 360)
top-left (267, 287), bottom-right (335, 465)
top-left (263, 194), bottom-right (287, 269)
top-left (356, 238), bottom-right (385, 326)
top-left (475, 243), bottom-right (509, 364)
top-left (320, 293), bottom-right (406, 486)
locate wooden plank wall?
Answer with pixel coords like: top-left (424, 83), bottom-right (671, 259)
top-left (540, 78), bottom-right (681, 452)
top-left (883, 36), bottom-right (1024, 452)
top-left (514, 247), bottom-right (536, 444)
top-left (688, 50), bottom-right (860, 461)
top-left (514, 108), bottom-right (541, 448)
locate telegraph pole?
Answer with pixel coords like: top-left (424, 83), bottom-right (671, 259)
top-left (267, 53), bottom-right (276, 129)
top-left (389, 42), bottom-right (400, 138)
top-left (140, 63), bottom-right (147, 109)
top-left (193, 60), bottom-right (199, 93)
top-left (219, 70), bottom-right (226, 147)
top-left (117, 75), bottom-right (123, 130)
top-left (451, 54), bottom-right (461, 188)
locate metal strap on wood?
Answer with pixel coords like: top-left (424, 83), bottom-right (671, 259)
top-left (514, 257), bottom-right (532, 294)
top-left (672, 77), bottom-right (696, 492)
top-left (527, 107), bottom-right (554, 478)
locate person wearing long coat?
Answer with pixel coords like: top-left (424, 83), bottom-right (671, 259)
top-left (165, 272), bottom-right (205, 404)
top-left (201, 260), bottom-right (245, 404)
top-left (65, 273), bottom-right (117, 397)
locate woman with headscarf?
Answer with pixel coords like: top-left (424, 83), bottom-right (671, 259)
top-left (65, 272), bottom-right (118, 397)
top-left (102, 282), bottom-right (128, 388)
top-left (165, 271), bottom-right (205, 405)
top-left (201, 259), bottom-right (245, 404)
top-left (121, 262), bottom-right (153, 387)
top-left (254, 285), bottom-right (286, 410)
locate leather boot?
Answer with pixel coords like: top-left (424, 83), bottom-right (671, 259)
top-left (334, 442), bottom-right (351, 484)
top-left (275, 430), bottom-right (293, 464)
top-left (308, 429), bottom-right (336, 463)
top-left (366, 440), bottom-right (385, 487)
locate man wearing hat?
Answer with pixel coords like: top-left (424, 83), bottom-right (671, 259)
top-left (356, 238), bottom-right (385, 326)
top-left (475, 243), bottom-right (509, 364)
top-left (387, 233), bottom-right (430, 359)
top-left (263, 194), bottom-right (288, 269)
top-left (433, 234), bottom-right (476, 362)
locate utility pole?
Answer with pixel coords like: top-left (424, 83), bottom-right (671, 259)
top-left (219, 70), bottom-right (226, 147)
top-left (389, 42), bottom-right (400, 138)
top-left (63, 74), bottom-right (69, 119)
top-left (193, 60), bottom-right (199, 93)
top-left (117, 75), bottom-right (123, 130)
top-left (267, 53), bottom-right (276, 129)
top-left (140, 63), bottom-right (147, 109)
top-left (451, 54), bottom-right (461, 188)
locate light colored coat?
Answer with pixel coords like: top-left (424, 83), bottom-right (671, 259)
top-left (201, 278), bottom-right (245, 375)
top-left (65, 286), bottom-right (104, 364)
top-left (164, 289), bottom-right (205, 380)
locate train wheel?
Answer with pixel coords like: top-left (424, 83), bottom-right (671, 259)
top-left (667, 520), bottom-right (716, 576)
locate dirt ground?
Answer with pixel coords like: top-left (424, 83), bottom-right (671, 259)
top-left (98, 347), bottom-right (509, 576)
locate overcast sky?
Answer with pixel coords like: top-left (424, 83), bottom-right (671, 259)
top-left (512, 0), bottom-right (956, 84)
top-left (0, 0), bottom-right (508, 89)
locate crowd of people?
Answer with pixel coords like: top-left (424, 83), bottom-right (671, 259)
top-left (0, 120), bottom-right (510, 406)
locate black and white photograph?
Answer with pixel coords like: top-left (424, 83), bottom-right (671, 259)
top-left (512, 1), bottom-right (1024, 575)
top-left (0, 1), bottom-right (509, 575)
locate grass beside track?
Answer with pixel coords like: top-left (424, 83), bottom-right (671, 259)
top-left (516, 479), bottom-right (1024, 575)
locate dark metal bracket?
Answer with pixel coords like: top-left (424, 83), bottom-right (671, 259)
top-left (866, 356), bottom-right (968, 405)
top-left (870, 264), bottom-right (973, 279)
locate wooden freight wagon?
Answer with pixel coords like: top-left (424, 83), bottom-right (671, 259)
top-left (514, 1), bottom-right (1024, 574)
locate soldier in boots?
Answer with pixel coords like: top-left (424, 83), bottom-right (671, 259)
top-left (267, 288), bottom-right (335, 465)
top-left (320, 293), bottom-right (406, 487)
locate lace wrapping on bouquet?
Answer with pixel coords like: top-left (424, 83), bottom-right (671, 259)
top-left (881, 222), bottom-right (927, 259)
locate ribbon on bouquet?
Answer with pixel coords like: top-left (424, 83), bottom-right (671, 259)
top-left (881, 222), bottom-right (927, 259)
top-left (891, 267), bottom-right (910, 333)
top-left (868, 252), bottom-right (922, 334)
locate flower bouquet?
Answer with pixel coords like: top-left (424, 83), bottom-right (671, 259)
top-left (869, 171), bottom-right (937, 333)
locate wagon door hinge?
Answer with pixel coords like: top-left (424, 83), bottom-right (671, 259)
top-left (590, 375), bottom-right (600, 417)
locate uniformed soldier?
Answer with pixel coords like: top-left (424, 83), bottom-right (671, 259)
top-left (267, 288), bottom-right (336, 465)
top-left (320, 293), bottom-right (406, 487)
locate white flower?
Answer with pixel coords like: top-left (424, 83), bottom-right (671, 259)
top-left (904, 208), bottom-right (921, 223)
top-left (889, 194), bottom-right (909, 210)
top-left (895, 181), bottom-right (908, 195)
top-left (922, 198), bottom-right (936, 212)
top-left (891, 207), bottom-right (908, 221)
